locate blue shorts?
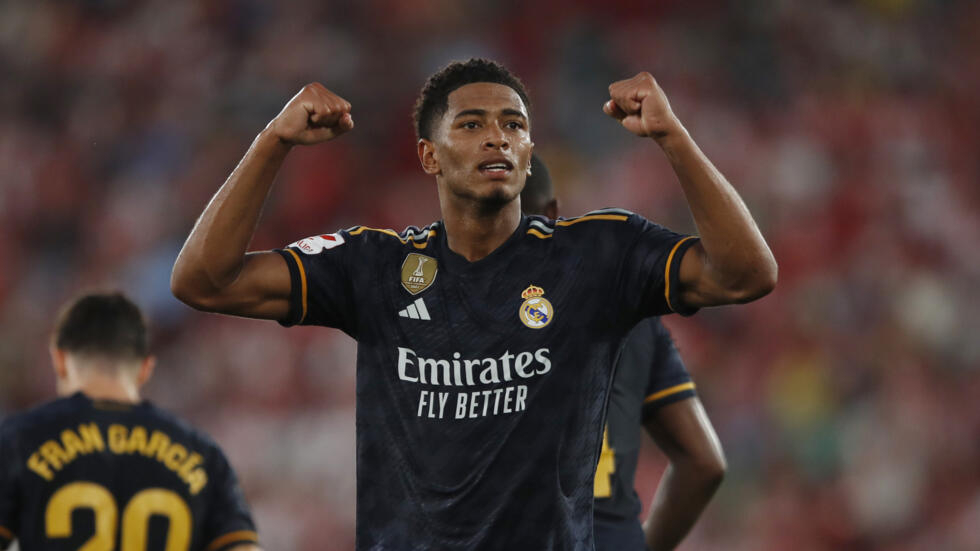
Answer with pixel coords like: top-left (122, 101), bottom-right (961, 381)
top-left (593, 517), bottom-right (648, 551)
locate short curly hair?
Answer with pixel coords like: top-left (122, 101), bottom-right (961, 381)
top-left (413, 58), bottom-right (531, 140)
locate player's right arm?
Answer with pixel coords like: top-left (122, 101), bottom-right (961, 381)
top-left (641, 398), bottom-right (725, 550)
top-left (635, 320), bottom-right (725, 550)
top-left (171, 83), bottom-right (354, 319)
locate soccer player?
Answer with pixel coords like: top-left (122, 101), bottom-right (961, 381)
top-left (522, 154), bottom-right (726, 551)
top-left (0, 293), bottom-right (260, 551)
top-left (171, 58), bottom-right (776, 549)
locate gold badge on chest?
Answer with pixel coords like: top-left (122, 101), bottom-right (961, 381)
top-left (401, 253), bottom-right (438, 295)
top-left (519, 285), bottom-right (554, 329)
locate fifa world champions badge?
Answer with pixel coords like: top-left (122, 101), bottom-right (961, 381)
top-left (401, 253), bottom-right (438, 295)
top-left (519, 285), bottom-right (554, 329)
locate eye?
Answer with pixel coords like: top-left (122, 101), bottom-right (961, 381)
top-left (506, 121), bottom-right (524, 130)
top-left (461, 121), bottom-right (480, 129)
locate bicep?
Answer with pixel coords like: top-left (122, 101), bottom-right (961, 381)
top-left (643, 397), bottom-right (724, 466)
top-left (192, 251), bottom-right (292, 320)
top-left (677, 242), bottom-right (733, 308)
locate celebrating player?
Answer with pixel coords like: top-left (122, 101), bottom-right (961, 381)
top-left (0, 293), bottom-right (260, 551)
top-left (522, 154), bottom-right (726, 551)
top-left (171, 58), bottom-right (776, 549)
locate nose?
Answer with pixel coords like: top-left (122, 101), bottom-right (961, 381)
top-left (482, 126), bottom-right (509, 150)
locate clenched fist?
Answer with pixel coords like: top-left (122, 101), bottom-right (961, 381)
top-left (603, 73), bottom-right (683, 141)
top-left (268, 83), bottom-right (354, 146)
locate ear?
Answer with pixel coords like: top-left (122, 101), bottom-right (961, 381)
top-left (136, 356), bottom-right (156, 388)
top-left (418, 139), bottom-right (440, 175)
top-left (545, 198), bottom-right (559, 220)
top-left (50, 346), bottom-right (68, 381)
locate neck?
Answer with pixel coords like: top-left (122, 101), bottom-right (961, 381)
top-left (439, 187), bottom-right (522, 262)
top-left (77, 382), bottom-right (141, 404)
top-left (61, 358), bottom-right (142, 404)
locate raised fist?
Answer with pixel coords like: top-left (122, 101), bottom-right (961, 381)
top-left (268, 83), bottom-right (354, 146)
top-left (603, 72), bottom-right (682, 140)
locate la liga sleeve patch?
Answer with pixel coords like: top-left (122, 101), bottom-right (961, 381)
top-left (290, 233), bottom-right (345, 254)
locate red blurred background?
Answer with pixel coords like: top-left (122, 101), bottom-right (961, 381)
top-left (2, 1), bottom-right (978, 549)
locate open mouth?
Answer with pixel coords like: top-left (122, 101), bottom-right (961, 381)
top-left (478, 159), bottom-right (514, 176)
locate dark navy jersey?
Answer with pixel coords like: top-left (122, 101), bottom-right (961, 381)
top-left (0, 392), bottom-right (257, 551)
top-left (593, 318), bottom-right (696, 551)
top-left (276, 209), bottom-right (700, 551)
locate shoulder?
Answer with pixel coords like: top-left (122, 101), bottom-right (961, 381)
top-left (646, 316), bottom-right (670, 339)
top-left (629, 316), bottom-right (666, 339)
top-left (0, 396), bottom-right (79, 438)
top-left (523, 208), bottom-right (640, 241)
top-left (286, 221), bottom-right (442, 254)
top-left (139, 402), bottom-right (223, 456)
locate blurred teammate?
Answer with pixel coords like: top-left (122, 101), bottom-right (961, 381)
top-left (172, 58), bottom-right (776, 549)
top-left (522, 154), bottom-right (726, 551)
top-left (0, 293), bottom-right (260, 551)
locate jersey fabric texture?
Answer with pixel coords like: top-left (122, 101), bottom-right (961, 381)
top-left (593, 317), bottom-right (696, 551)
top-left (0, 392), bottom-right (257, 551)
top-left (276, 210), bottom-right (699, 551)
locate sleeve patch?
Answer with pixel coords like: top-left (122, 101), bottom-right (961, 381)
top-left (290, 233), bottom-right (345, 255)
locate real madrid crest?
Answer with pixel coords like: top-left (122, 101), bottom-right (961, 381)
top-left (401, 253), bottom-right (437, 295)
top-left (519, 285), bottom-right (554, 329)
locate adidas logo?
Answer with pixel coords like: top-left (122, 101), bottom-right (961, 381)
top-left (398, 298), bottom-right (431, 320)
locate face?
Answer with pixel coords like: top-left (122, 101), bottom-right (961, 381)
top-left (420, 82), bottom-right (533, 207)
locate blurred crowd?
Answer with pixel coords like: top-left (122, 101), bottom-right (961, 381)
top-left (1, 0), bottom-right (978, 549)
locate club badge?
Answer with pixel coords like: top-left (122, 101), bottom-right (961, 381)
top-left (401, 253), bottom-right (437, 295)
top-left (519, 285), bottom-right (554, 329)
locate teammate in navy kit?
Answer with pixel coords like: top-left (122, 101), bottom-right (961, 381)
top-left (0, 293), bottom-right (260, 551)
top-left (523, 154), bottom-right (727, 551)
top-left (171, 58), bottom-right (776, 550)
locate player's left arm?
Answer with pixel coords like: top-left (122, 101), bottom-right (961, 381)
top-left (605, 73), bottom-right (777, 308)
top-left (641, 397), bottom-right (726, 550)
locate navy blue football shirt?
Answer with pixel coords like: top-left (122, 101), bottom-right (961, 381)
top-left (0, 392), bottom-right (257, 551)
top-left (593, 317), bottom-right (696, 551)
top-left (276, 209), bottom-right (699, 550)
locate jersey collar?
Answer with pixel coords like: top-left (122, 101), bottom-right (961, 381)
top-left (437, 214), bottom-right (531, 275)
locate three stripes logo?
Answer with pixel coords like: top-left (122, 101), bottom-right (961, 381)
top-left (398, 298), bottom-right (431, 320)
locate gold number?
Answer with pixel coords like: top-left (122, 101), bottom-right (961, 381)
top-left (44, 483), bottom-right (192, 551)
top-left (46, 482), bottom-right (116, 551)
top-left (593, 425), bottom-right (616, 498)
top-left (122, 489), bottom-right (191, 551)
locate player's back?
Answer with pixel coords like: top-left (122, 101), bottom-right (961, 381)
top-left (0, 392), bottom-right (257, 551)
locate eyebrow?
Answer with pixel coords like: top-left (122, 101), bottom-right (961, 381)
top-left (452, 108), bottom-right (528, 121)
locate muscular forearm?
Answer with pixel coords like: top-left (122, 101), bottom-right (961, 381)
top-left (171, 83), bottom-right (352, 317)
top-left (172, 129), bottom-right (290, 298)
top-left (643, 461), bottom-right (723, 550)
top-left (656, 129), bottom-right (777, 303)
top-left (604, 72), bottom-right (776, 306)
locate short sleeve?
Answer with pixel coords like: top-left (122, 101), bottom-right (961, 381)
top-left (616, 214), bottom-right (700, 320)
top-left (0, 425), bottom-right (19, 549)
top-left (638, 319), bottom-right (696, 420)
top-left (276, 230), bottom-right (358, 337)
top-left (200, 446), bottom-right (259, 551)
